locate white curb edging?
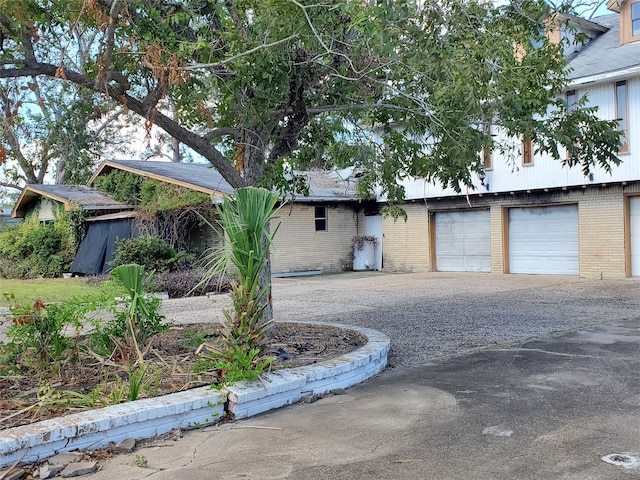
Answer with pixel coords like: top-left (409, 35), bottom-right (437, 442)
top-left (0, 322), bottom-right (390, 468)
top-left (225, 322), bottom-right (390, 419)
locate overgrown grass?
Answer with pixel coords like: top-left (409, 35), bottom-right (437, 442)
top-left (0, 278), bottom-right (102, 307)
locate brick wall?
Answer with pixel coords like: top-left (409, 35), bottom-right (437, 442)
top-left (271, 203), bottom-right (362, 274)
top-left (381, 184), bottom-right (636, 278)
top-left (381, 203), bottom-right (430, 271)
top-left (578, 186), bottom-right (626, 278)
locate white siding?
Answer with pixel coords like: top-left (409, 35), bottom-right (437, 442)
top-left (394, 79), bottom-right (640, 202)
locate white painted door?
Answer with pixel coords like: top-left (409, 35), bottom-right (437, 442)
top-left (365, 214), bottom-right (383, 271)
top-left (435, 210), bottom-right (491, 272)
top-left (508, 205), bottom-right (578, 275)
top-left (629, 197), bottom-right (640, 276)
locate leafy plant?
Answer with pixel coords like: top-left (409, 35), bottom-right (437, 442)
top-left (195, 346), bottom-right (273, 384)
top-left (0, 206), bottom-right (80, 278)
top-left (196, 187), bottom-right (281, 382)
top-left (2, 295), bottom-right (84, 371)
top-left (111, 235), bottom-right (184, 273)
top-left (93, 264), bottom-right (169, 365)
top-left (200, 187), bottom-right (281, 352)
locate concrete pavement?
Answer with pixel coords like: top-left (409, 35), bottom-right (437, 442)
top-left (89, 316), bottom-right (640, 479)
top-left (84, 272), bottom-right (640, 479)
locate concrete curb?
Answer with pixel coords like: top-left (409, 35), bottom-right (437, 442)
top-left (0, 322), bottom-right (390, 469)
top-left (225, 322), bottom-right (390, 419)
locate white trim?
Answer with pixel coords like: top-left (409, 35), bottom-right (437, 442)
top-left (568, 64), bottom-right (640, 88)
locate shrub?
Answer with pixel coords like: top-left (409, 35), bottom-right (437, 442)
top-left (0, 218), bottom-right (74, 278)
top-left (111, 235), bottom-right (183, 272)
top-left (153, 268), bottom-right (231, 298)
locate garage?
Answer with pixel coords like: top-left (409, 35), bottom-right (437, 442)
top-left (508, 205), bottom-right (578, 275)
top-left (434, 210), bottom-right (491, 272)
top-left (629, 197), bottom-right (640, 276)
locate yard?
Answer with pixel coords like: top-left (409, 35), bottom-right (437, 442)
top-left (0, 278), bottom-right (102, 307)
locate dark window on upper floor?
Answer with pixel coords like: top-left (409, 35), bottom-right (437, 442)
top-left (615, 80), bottom-right (629, 154)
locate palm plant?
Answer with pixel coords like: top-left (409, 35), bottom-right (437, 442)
top-left (199, 187), bottom-right (281, 359)
top-left (109, 263), bottom-right (167, 365)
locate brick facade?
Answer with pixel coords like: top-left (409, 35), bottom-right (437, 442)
top-left (381, 183), bottom-right (640, 278)
top-left (381, 203), bottom-right (430, 272)
top-left (271, 203), bottom-right (364, 274)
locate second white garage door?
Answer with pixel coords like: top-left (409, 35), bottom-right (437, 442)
top-left (435, 210), bottom-right (491, 272)
top-left (508, 205), bottom-right (578, 275)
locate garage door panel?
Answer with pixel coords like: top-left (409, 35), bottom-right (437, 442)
top-left (629, 197), bottom-right (640, 276)
top-left (435, 210), bottom-right (491, 273)
top-left (508, 205), bottom-right (578, 275)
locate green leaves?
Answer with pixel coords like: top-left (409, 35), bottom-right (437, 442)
top-left (199, 187), bottom-right (280, 351)
top-left (0, 0), bottom-right (623, 209)
top-left (195, 187), bottom-right (280, 383)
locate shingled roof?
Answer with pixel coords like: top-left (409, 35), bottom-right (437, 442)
top-left (12, 184), bottom-right (132, 218)
top-left (568, 14), bottom-right (640, 81)
top-left (91, 160), bottom-right (366, 203)
top-left (89, 160), bottom-right (236, 197)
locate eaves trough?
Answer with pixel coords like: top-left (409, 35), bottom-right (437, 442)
top-left (0, 322), bottom-right (390, 469)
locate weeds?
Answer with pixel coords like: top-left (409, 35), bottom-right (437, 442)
top-left (195, 346), bottom-right (274, 384)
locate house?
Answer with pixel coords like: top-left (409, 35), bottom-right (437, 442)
top-left (88, 160), bottom-right (379, 275)
top-left (0, 205), bottom-right (21, 227)
top-left (9, 161), bottom-right (377, 276)
top-left (10, 184), bottom-right (135, 274)
top-left (11, 184), bottom-right (132, 221)
top-left (379, 5), bottom-right (640, 278)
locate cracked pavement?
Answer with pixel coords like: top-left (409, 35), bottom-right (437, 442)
top-left (76, 273), bottom-right (640, 478)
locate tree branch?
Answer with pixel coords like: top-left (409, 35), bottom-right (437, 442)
top-left (0, 180), bottom-right (23, 191)
top-left (95, 0), bottom-right (125, 90)
top-left (179, 35), bottom-right (298, 71)
top-left (204, 127), bottom-right (240, 141)
top-left (0, 61), bottom-right (248, 189)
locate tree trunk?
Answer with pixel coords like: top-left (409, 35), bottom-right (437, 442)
top-left (261, 220), bottom-right (274, 322)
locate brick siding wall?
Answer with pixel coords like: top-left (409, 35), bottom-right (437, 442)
top-left (271, 203), bottom-right (362, 274)
top-left (381, 203), bottom-right (430, 271)
top-left (381, 183), bottom-right (637, 278)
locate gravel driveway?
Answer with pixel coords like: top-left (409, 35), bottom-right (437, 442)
top-left (160, 271), bottom-right (640, 368)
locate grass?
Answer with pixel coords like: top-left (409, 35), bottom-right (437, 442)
top-left (0, 278), bottom-right (103, 307)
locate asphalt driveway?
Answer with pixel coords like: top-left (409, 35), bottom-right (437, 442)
top-left (74, 272), bottom-right (640, 479)
top-left (269, 272), bottom-right (640, 367)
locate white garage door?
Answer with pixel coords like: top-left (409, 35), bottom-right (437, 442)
top-left (435, 210), bottom-right (491, 272)
top-left (629, 197), bottom-right (640, 276)
top-left (508, 205), bottom-right (578, 275)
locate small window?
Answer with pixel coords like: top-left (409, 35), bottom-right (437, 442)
top-left (482, 123), bottom-right (493, 170)
top-left (314, 206), bottom-right (327, 231)
top-left (615, 80), bottom-right (629, 153)
top-left (633, 2), bottom-right (640, 37)
top-left (566, 90), bottom-right (577, 159)
top-left (566, 90), bottom-right (576, 112)
top-left (522, 136), bottom-right (533, 166)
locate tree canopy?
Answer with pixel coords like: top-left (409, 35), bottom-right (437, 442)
top-left (0, 0), bottom-right (622, 203)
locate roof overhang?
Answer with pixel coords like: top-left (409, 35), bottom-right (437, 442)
top-left (607, 0), bottom-right (622, 13)
top-left (568, 64), bottom-right (640, 88)
top-left (12, 185), bottom-right (72, 218)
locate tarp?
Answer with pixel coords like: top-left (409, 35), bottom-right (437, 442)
top-left (70, 219), bottom-right (132, 275)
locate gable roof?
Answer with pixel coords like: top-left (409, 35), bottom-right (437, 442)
top-left (12, 184), bottom-right (132, 218)
top-left (568, 14), bottom-right (640, 83)
top-left (90, 160), bottom-right (366, 203)
top-left (89, 160), bottom-right (236, 197)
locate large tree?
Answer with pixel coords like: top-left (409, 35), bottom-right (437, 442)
top-left (0, 0), bottom-right (622, 204)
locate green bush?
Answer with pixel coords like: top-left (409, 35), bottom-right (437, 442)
top-left (0, 218), bottom-right (75, 278)
top-left (111, 235), bottom-right (185, 272)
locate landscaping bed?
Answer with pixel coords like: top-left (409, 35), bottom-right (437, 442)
top-left (0, 321), bottom-right (366, 431)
